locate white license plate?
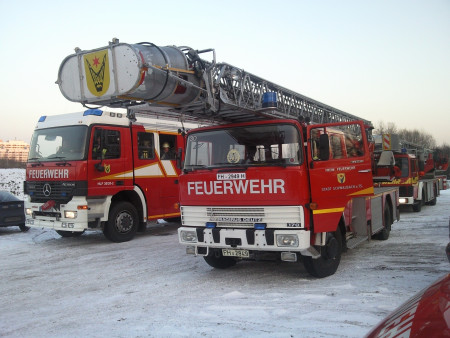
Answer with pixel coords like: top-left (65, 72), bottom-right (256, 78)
top-left (222, 249), bottom-right (250, 258)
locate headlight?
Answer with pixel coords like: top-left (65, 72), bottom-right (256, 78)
top-left (399, 198), bottom-right (407, 204)
top-left (25, 208), bottom-right (32, 216)
top-left (276, 234), bottom-right (299, 247)
top-left (180, 230), bottom-right (198, 243)
top-left (64, 211), bottom-right (77, 219)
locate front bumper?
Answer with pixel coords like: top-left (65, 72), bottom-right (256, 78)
top-left (178, 227), bottom-right (315, 256)
top-left (24, 196), bottom-right (107, 232)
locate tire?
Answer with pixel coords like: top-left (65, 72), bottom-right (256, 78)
top-left (412, 200), bottom-right (422, 212)
top-left (375, 205), bottom-right (391, 240)
top-left (203, 249), bottom-right (237, 269)
top-left (56, 230), bottom-right (85, 237)
top-left (103, 201), bottom-right (138, 243)
top-left (19, 224), bottom-right (30, 232)
top-left (427, 186), bottom-right (437, 206)
top-left (303, 229), bottom-right (342, 278)
top-left (428, 196), bottom-right (437, 206)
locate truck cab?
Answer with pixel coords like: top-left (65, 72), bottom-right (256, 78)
top-left (24, 109), bottom-right (192, 242)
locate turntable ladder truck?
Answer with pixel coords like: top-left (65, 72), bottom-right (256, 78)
top-left (56, 38), bottom-right (399, 277)
top-left (375, 134), bottom-right (440, 212)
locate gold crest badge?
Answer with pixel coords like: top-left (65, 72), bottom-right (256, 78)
top-left (83, 50), bottom-right (110, 97)
top-left (337, 173), bottom-right (346, 184)
top-left (227, 149), bottom-right (240, 164)
top-left (104, 164), bottom-right (111, 174)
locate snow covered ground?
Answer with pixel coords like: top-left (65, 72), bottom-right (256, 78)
top-left (0, 169), bottom-right (449, 337)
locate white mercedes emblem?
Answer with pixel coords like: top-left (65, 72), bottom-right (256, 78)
top-left (43, 183), bottom-right (52, 197)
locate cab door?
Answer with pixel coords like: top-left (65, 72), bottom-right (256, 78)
top-left (88, 126), bottom-right (133, 196)
top-left (307, 121), bottom-right (374, 233)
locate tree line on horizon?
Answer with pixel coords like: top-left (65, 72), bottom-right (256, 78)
top-left (0, 158), bottom-right (26, 169)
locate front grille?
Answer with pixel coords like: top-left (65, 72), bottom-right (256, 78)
top-left (207, 207), bottom-right (265, 218)
top-left (181, 205), bottom-right (304, 228)
top-left (25, 181), bottom-right (87, 207)
top-left (399, 186), bottom-right (414, 196)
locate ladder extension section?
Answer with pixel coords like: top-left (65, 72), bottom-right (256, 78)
top-left (57, 39), bottom-right (371, 126)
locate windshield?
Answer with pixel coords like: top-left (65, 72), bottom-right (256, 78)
top-left (185, 123), bottom-right (302, 170)
top-left (28, 125), bottom-right (88, 162)
top-left (395, 157), bottom-right (410, 178)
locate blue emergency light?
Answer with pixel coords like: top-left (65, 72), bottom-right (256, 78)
top-left (262, 92), bottom-right (278, 108)
top-left (38, 116), bottom-right (46, 122)
top-left (205, 222), bottom-right (217, 228)
top-left (83, 109), bottom-right (103, 116)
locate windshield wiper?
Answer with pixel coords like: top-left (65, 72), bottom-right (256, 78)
top-left (48, 156), bottom-right (72, 166)
top-left (29, 157), bottom-right (44, 167)
top-left (183, 164), bottom-right (212, 173)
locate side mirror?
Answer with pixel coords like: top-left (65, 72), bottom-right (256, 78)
top-left (319, 134), bottom-right (330, 161)
top-left (176, 148), bottom-right (183, 169)
top-left (95, 162), bottom-right (105, 172)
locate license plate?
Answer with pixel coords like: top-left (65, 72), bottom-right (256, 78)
top-left (222, 249), bottom-right (250, 258)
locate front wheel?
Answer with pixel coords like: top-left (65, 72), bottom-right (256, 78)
top-left (103, 201), bottom-right (138, 243)
top-left (303, 229), bottom-right (342, 278)
top-left (204, 249), bottom-right (237, 269)
top-left (412, 200), bottom-right (422, 212)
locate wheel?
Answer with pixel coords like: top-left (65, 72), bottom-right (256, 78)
top-left (412, 200), bottom-right (422, 212)
top-left (375, 205), bottom-right (391, 240)
top-left (56, 230), bottom-right (85, 237)
top-left (203, 249), bottom-right (237, 269)
top-left (19, 224), bottom-right (30, 232)
top-left (103, 201), bottom-right (138, 242)
top-left (303, 229), bottom-right (342, 278)
top-left (427, 187), bottom-right (437, 206)
top-left (428, 196), bottom-right (437, 206)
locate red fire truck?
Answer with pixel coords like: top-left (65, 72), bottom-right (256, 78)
top-left (374, 134), bottom-right (440, 212)
top-left (24, 110), bottom-right (202, 242)
top-left (55, 38), bottom-right (400, 277)
top-left (434, 149), bottom-right (449, 191)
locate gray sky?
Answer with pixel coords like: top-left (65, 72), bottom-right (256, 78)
top-left (1, 0), bottom-right (449, 145)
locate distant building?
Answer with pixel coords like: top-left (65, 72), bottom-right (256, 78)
top-left (0, 140), bottom-right (30, 163)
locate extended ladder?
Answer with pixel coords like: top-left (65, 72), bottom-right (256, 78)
top-left (57, 39), bottom-right (372, 127)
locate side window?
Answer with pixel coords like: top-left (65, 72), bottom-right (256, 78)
top-left (159, 135), bottom-right (177, 160)
top-left (311, 125), bottom-right (364, 161)
top-left (92, 129), bottom-right (121, 160)
top-left (138, 132), bottom-right (155, 160)
top-left (330, 134), bottom-right (344, 159)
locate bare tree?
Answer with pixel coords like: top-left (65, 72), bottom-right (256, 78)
top-left (373, 121), bottom-right (398, 135)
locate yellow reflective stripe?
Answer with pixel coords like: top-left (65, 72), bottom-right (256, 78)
top-left (348, 186), bottom-right (374, 196)
top-left (147, 212), bottom-right (180, 220)
top-left (313, 207), bottom-right (345, 215)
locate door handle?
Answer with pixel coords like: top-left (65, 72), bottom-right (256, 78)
top-left (358, 169), bottom-right (371, 173)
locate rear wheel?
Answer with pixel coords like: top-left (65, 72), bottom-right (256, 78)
top-left (427, 186), bottom-right (437, 206)
top-left (103, 201), bottom-right (138, 243)
top-left (19, 224), bottom-right (30, 232)
top-left (375, 205), bottom-right (391, 240)
top-left (303, 229), bottom-right (342, 278)
top-left (204, 249), bottom-right (237, 269)
top-left (56, 230), bottom-right (85, 237)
